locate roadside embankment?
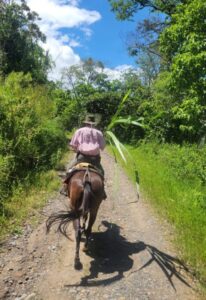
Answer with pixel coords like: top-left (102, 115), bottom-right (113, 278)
top-left (117, 142), bottom-right (206, 289)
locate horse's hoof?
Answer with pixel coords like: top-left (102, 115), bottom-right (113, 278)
top-left (74, 260), bottom-right (83, 270)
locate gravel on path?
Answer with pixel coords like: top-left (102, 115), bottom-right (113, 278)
top-left (0, 151), bottom-right (200, 300)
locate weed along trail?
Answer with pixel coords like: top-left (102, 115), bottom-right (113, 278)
top-left (0, 152), bottom-right (200, 300)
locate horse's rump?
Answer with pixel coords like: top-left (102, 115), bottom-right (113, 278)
top-left (68, 169), bottom-right (104, 210)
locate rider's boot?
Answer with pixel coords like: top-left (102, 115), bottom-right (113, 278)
top-left (60, 183), bottom-right (68, 196)
top-left (60, 169), bottom-right (73, 196)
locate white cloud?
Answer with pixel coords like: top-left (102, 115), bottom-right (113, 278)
top-left (25, 0), bottom-right (101, 80)
top-left (104, 65), bottom-right (138, 81)
top-left (58, 0), bottom-right (81, 6)
top-left (27, 0), bottom-right (101, 29)
top-left (80, 27), bottom-right (93, 38)
top-left (16, 1), bottom-right (137, 82)
top-left (41, 37), bottom-right (80, 81)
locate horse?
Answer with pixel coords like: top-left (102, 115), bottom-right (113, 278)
top-left (46, 166), bottom-right (104, 270)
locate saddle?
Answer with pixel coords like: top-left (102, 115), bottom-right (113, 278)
top-left (64, 162), bottom-right (104, 185)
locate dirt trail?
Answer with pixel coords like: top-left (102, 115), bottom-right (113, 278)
top-left (0, 152), bottom-right (200, 300)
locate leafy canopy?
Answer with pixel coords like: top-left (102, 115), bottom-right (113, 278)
top-left (108, 0), bottom-right (182, 19)
top-left (159, 0), bottom-right (206, 141)
top-left (0, 0), bottom-right (51, 83)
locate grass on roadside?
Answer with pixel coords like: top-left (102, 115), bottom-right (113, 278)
top-left (0, 151), bottom-right (71, 241)
top-left (111, 143), bottom-right (206, 287)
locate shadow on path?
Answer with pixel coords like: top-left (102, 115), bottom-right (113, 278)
top-left (65, 221), bottom-right (192, 289)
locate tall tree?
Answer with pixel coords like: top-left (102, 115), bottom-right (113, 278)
top-left (109, 0), bottom-right (182, 19)
top-left (0, 0), bottom-right (51, 82)
top-left (62, 58), bottom-right (108, 88)
top-left (138, 52), bottom-right (160, 86)
top-left (127, 16), bottom-right (164, 59)
top-left (108, 0), bottom-right (186, 63)
top-left (108, 1), bottom-right (173, 81)
top-left (159, 0), bottom-right (206, 141)
top-left (61, 58), bottom-right (110, 126)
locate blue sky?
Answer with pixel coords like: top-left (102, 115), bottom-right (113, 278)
top-left (25, 0), bottom-right (150, 80)
top-left (74, 0), bottom-right (147, 68)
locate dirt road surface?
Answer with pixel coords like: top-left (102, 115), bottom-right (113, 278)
top-left (0, 152), bottom-right (200, 300)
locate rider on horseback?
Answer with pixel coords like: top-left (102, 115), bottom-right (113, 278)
top-left (69, 114), bottom-right (105, 174)
top-left (61, 114), bottom-right (107, 198)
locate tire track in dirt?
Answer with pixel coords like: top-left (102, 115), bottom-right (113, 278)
top-left (0, 152), bottom-right (200, 300)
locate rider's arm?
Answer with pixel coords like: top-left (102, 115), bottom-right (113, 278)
top-left (98, 131), bottom-right (106, 150)
top-left (70, 145), bottom-right (78, 152)
top-left (69, 130), bottom-right (80, 152)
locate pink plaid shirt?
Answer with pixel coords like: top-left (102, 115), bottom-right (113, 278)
top-left (70, 127), bottom-right (105, 156)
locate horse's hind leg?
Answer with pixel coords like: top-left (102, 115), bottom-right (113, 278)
top-left (82, 213), bottom-right (88, 233)
top-left (84, 202), bottom-right (101, 250)
top-left (73, 219), bottom-right (83, 270)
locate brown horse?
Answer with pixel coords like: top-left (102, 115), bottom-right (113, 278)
top-left (46, 168), bottom-right (104, 270)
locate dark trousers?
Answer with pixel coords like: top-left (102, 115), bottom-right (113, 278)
top-left (68, 152), bottom-right (104, 176)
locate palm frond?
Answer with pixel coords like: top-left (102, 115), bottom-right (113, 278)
top-left (110, 116), bottom-right (144, 128)
top-left (106, 130), bottom-right (126, 162)
top-left (105, 91), bottom-right (143, 200)
top-left (108, 90), bottom-right (131, 130)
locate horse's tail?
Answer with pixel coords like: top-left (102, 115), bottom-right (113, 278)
top-left (79, 181), bottom-right (93, 215)
top-left (46, 210), bottom-right (81, 239)
top-left (46, 182), bottom-right (93, 239)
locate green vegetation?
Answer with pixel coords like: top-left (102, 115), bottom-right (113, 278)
top-left (120, 143), bottom-right (206, 284)
top-left (109, 0), bottom-right (206, 144)
top-left (0, 0), bottom-right (51, 82)
top-left (0, 72), bottom-right (69, 237)
top-left (0, 170), bottom-right (59, 238)
top-left (0, 0), bottom-right (65, 236)
top-left (0, 73), bottom-right (66, 210)
top-left (108, 0), bottom-right (206, 287)
top-left (0, 0), bottom-right (205, 289)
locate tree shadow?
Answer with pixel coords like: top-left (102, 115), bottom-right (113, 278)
top-left (65, 220), bottom-right (193, 289)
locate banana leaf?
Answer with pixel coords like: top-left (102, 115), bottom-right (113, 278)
top-left (109, 116), bottom-right (144, 128)
top-left (106, 130), bottom-right (126, 162)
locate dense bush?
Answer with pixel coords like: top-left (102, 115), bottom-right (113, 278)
top-left (140, 142), bottom-right (206, 186)
top-left (0, 72), bottom-right (66, 215)
top-left (54, 89), bottom-right (82, 130)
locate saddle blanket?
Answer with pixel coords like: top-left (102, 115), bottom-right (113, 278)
top-left (73, 162), bottom-right (94, 169)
